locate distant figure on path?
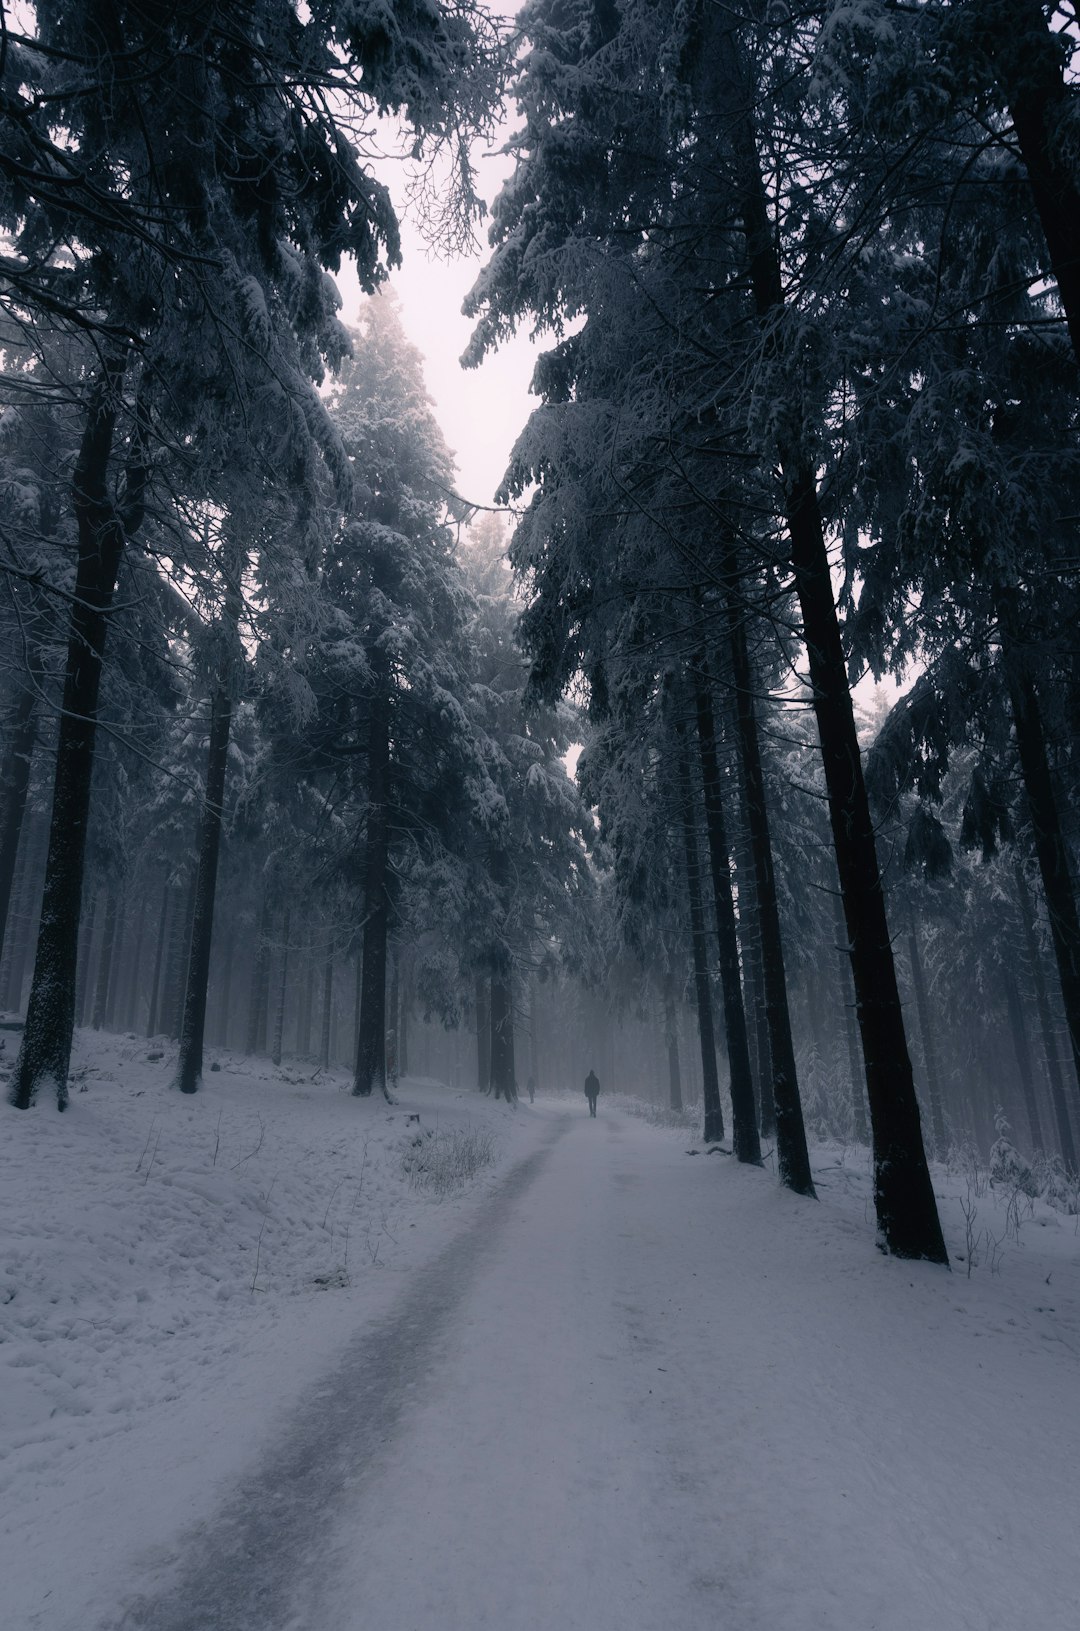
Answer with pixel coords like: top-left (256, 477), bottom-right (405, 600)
top-left (527, 1076), bottom-right (536, 1104)
top-left (584, 1069), bottom-right (600, 1117)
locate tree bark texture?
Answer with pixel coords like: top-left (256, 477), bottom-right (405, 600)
top-left (320, 950), bottom-right (334, 1071)
top-left (663, 974), bottom-right (683, 1112)
top-left (246, 886), bottom-right (272, 1056)
top-left (693, 670), bottom-right (761, 1162)
top-left (475, 973), bottom-right (491, 1092)
top-left (906, 919), bottom-right (949, 1154)
top-left (676, 732), bottom-right (725, 1143)
top-left (271, 905), bottom-right (291, 1069)
top-left (833, 889), bottom-right (869, 1144)
top-left (1014, 861), bottom-right (1077, 1170)
top-left (978, 0), bottom-right (1080, 370)
top-left (147, 881), bottom-right (171, 1036)
top-left (174, 689), bottom-right (234, 1087)
top-left (91, 888), bottom-right (120, 1032)
top-left (0, 684), bottom-right (38, 959)
top-left (722, 584), bottom-right (814, 1195)
top-left (354, 646), bottom-right (391, 1099)
top-left (724, 76), bottom-right (942, 1254)
top-left (997, 586), bottom-right (1080, 1116)
top-left (490, 951), bottom-right (517, 1101)
top-left (11, 359), bottom-right (144, 1109)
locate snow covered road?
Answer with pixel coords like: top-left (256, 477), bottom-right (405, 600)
top-left (86, 1102), bottom-right (1079, 1631)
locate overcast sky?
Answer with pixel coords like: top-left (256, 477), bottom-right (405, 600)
top-left (338, 138), bottom-right (538, 511)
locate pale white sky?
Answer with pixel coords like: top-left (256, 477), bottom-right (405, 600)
top-left (337, 139), bottom-right (538, 510)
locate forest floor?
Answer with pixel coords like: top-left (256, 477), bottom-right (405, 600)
top-left (1, 1029), bottom-right (1078, 1630)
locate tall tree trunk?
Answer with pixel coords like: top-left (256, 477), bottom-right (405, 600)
top-left (173, 513), bottom-right (244, 1088)
top-left (320, 948), bottom-right (334, 1072)
top-left (979, 0), bottom-right (1080, 369)
top-left (387, 944), bottom-right (400, 1083)
top-left (676, 732), bottom-right (725, 1143)
top-left (92, 888), bottom-right (120, 1032)
top-left (0, 684), bottom-right (38, 958)
top-left (663, 972), bottom-right (683, 1112)
top-left (722, 583), bottom-right (813, 1194)
top-left (271, 905), bottom-right (291, 1069)
top-left (906, 917), bottom-right (948, 1154)
top-left (246, 885), bottom-right (272, 1056)
top-left (528, 975), bottom-right (540, 1093)
top-left (475, 973), bottom-right (491, 1092)
top-left (732, 769), bottom-right (773, 1136)
top-left (693, 669), bottom-right (761, 1163)
top-left (75, 888), bottom-right (98, 1030)
top-left (833, 889), bottom-right (869, 1143)
top-left (997, 585), bottom-right (1080, 1115)
top-left (722, 73), bottom-right (942, 1256)
top-left (147, 881), bottom-right (171, 1036)
top-left (490, 949), bottom-right (517, 1101)
top-left (1001, 965), bottom-right (1045, 1153)
top-left (1014, 861), bottom-right (1077, 1170)
top-left (162, 872), bottom-right (195, 1043)
top-left (214, 927), bottom-right (234, 1050)
top-left (11, 358), bottom-right (145, 1110)
top-left (125, 890), bottom-right (149, 1032)
top-left (398, 954), bottom-right (410, 1078)
top-left (354, 647), bottom-right (391, 1099)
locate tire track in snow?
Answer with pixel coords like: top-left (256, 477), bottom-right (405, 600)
top-left (103, 1117), bottom-right (571, 1631)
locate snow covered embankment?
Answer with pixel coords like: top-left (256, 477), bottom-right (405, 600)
top-left (0, 1027), bottom-right (535, 1626)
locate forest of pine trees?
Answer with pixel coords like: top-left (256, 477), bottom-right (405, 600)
top-left (3, 1), bottom-right (1080, 1269)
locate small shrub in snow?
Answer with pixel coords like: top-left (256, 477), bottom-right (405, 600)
top-left (401, 1125), bottom-right (496, 1196)
top-left (989, 1115), bottom-right (1038, 1200)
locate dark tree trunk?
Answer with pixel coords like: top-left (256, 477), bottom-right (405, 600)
top-left (906, 918), bottom-right (948, 1155)
top-left (676, 733), bottom-right (725, 1143)
top-left (214, 927), bottom-right (234, 1050)
top-left (320, 949), bottom-right (334, 1072)
top-left (92, 888), bottom-right (120, 1031)
top-left (175, 542), bottom-right (238, 1092)
top-left (398, 955), bottom-right (410, 1078)
top-left (1014, 861), bottom-right (1077, 1170)
top-left (174, 691), bottom-right (233, 1090)
top-left (352, 950), bottom-right (362, 1066)
top-left (475, 973), bottom-right (491, 1092)
top-left (354, 647), bottom-right (391, 1099)
top-left (663, 973), bottom-right (683, 1112)
top-left (693, 670), bottom-right (761, 1162)
top-left (980, 0), bottom-right (1080, 370)
top-left (527, 976), bottom-right (540, 1095)
top-left (722, 582), bottom-right (813, 1194)
top-left (271, 904), bottom-right (290, 1069)
top-left (387, 944), bottom-right (400, 1082)
top-left (833, 889), bottom-right (869, 1143)
top-left (724, 85), bottom-right (942, 1255)
top-left (997, 586), bottom-right (1080, 1115)
top-left (147, 881), bottom-right (171, 1036)
top-left (75, 888), bottom-right (98, 1030)
top-left (1, 817), bottom-right (34, 1010)
top-left (246, 886), bottom-right (272, 1056)
top-left (11, 360), bottom-right (145, 1110)
top-left (490, 949), bottom-right (516, 1101)
top-left (732, 770), bottom-right (773, 1136)
top-left (163, 873), bottom-right (195, 1043)
top-left (125, 890), bottom-right (149, 1032)
top-left (105, 894), bottom-right (128, 1030)
top-left (298, 932), bottom-right (314, 1056)
top-left (0, 684), bottom-right (38, 958)
top-left (1001, 965), bottom-right (1045, 1153)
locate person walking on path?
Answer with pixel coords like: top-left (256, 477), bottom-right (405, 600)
top-left (584, 1069), bottom-right (600, 1117)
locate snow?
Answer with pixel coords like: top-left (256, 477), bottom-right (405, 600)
top-left (2, 1030), bottom-right (1079, 1629)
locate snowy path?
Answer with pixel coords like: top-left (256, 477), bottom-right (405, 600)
top-left (99, 1104), bottom-right (1078, 1631)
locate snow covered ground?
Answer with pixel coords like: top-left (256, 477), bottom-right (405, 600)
top-left (2, 1028), bottom-right (1078, 1629)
